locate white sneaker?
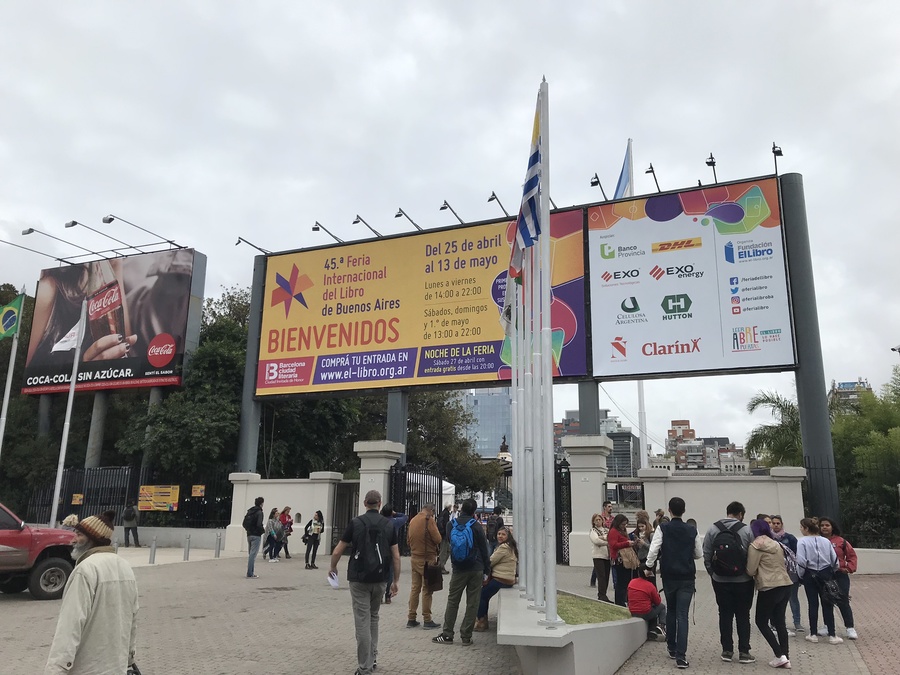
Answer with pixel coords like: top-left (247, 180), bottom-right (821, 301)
top-left (847, 627), bottom-right (858, 640)
top-left (269, 558), bottom-right (278, 563)
top-left (786, 629), bottom-right (796, 637)
top-left (769, 655), bottom-right (790, 668)
top-left (817, 627), bottom-right (828, 637)
top-left (828, 635), bottom-right (844, 645)
top-left (804, 635), bottom-right (819, 643)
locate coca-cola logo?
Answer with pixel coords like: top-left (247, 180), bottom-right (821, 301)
top-left (87, 284), bottom-right (122, 320)
top-left (147, 333), bottom-right (177, 368)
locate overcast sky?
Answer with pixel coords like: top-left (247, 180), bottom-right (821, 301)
top-left (2, 3), bottom-right (898, 453)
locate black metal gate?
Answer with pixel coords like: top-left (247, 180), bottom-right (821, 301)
top-left (555, 458), bottom-right (572, 564)
top-left (388, 460), bottom-right (445, 556)
top-left (331, 481), bottom-right (359, 553)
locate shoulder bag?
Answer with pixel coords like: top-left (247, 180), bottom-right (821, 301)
top-left (620, 544), bottom-right (640, 570)
top-left (423, 524), bottom-right (443, 592)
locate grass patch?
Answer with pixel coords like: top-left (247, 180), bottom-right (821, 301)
top-left (556, 592), bottom-right (632, 625)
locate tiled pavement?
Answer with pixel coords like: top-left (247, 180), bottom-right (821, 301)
top-left (4, 549), bottom-right (896, 674)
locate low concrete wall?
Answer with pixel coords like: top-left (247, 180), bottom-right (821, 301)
top-left (498, 589), bottom-right (646, 675)
top-left (857, 548), bottom-right (900, 575)
top-left (115, 527), bottom-right (223, 549)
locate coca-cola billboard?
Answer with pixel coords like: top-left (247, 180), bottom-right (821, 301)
top-left (22, 249), bottom-right (206, 394)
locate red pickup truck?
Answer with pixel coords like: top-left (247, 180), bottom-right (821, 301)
top-left (0, 501), bottom-right (74, 600)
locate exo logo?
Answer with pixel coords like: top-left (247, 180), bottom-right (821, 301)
top-left (650, 264), bottom-right (702, 281)
top-left (601, 269), bottom-right (640, 282)
top-left (611, 336), bottom-right (627, 359)
top-left (650, 265), bottom-right (665, 280)
top-left (600, 243), bottom-right (616, 259)
top-left (661, 294), bottom-right (692, 314)
top-left (652, 237), bottom-right (702, 253)
top-left (621, 297), bottom-right (640, 313)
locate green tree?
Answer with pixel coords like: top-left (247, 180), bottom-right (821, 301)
top-left (745, 391), bottom-right (803, 465)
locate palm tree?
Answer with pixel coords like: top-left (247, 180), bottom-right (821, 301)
top-left (745, 391), bottom-right (803, 466)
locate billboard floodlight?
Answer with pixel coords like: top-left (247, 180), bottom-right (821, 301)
top-left (488, 191), bottom-right (509, 217)
top-left (102, 214), bottom-right (182, 249)
top-left (706, 153), bottom-right (718, 184)
top-left (439, 200), bottom-right (464, 225)
top-left (394, 208), bottom-right (422, 231)
top-left (589, 173), bottom-right (608, 201)
top-left (22, 227), bottom-right (107, 258)
top-left (235, 237), bottom-right (270, 254)
top-left (352, 215), bottom-right (382, 238)
top-left (772, 142), bottom-right (783, 174)
top-left (66, 219), bottom-right (143, 254)
top-left (645, 164), bottom-right (661, 193)
top-left (312, 221), bottom-right (343, 243)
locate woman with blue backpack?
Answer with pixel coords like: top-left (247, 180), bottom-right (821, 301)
top-left (746, 519), bottom-right (793, 669)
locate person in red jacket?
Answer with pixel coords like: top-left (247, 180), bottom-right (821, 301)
top-left (608, 514), bottom-right (637, 607)
top-left (628, 564), bottom-right (666, 640)
top-left (819, 517), bottom-right (858, 640)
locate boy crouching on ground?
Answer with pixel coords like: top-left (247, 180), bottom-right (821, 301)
top-left (628, 564), bottom-right (666, 641)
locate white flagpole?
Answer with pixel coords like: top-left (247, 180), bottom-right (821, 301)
top-left (516, 277), bottom-right (528, 593)
top-left (49, 300), bottom-right (87, 528)
top-left (531, 225), bottom-right (545, 610)
top-left (522, 246), bottom-right (536, 601)
top-left (539, 79), bottom-right (561, 624)
top-left (0, 330), bottom-right (19, 465)
top-left (509, 279), bottom-right (524, 590)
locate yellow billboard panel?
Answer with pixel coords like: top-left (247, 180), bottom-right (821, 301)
top-left (256, 212), bottom-right (588, 395)
top-left (139, 485), bottom-right (181, 512)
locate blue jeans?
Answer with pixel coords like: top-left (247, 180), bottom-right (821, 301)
top-left (802, 569), bottom-right (836, 636)
top-left (663, 578), bottom-right (695, 660)
top-left (789, 581), bottom-right (801, 627)
top-left (477, 578), bottom-right (513, 619)
top-left (247, 535), bottom-right (261, 577)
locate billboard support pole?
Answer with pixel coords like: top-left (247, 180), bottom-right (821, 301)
top-left (577, 381), bottom-right (600, 434)
top-left (49, 300), bottom-right (86, 528)
top-left (84, 390), bottom-right (108, 468)
top-left (780, 173), bottom-right (840, 520)
top-left (237, 255), bottom-right (266, 473)
top-left (387, 391), bottom-right (409, 463)
top-left (141, 387), bottom-right (164, 470)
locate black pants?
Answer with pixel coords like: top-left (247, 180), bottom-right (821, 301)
top-left (592, 558), bottom-right (611, 601)
top-left (755, 585), bottom-right (791, 658)
top-left (306, 537), bottom-right (320, 565)
top-left (712, 579), bottom-right (755, 653)
top-left (124, 527), bottom-right (140, 547)
top-left (833, 571), bottom-right (855, 628)
top-left (614, 564), bottom-right (634, 607)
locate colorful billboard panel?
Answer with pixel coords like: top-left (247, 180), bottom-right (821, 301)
top-left (256, 210), bottom-right (587, 395)
top-left (22, 249), bottom-right (206, 394)
top-left (588, 177), bottom-right (795, 378)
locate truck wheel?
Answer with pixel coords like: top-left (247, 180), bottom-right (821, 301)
top-left (0, 577), bottom-right (28, 594)
top-left (28, 558), bottom-right (73, 600)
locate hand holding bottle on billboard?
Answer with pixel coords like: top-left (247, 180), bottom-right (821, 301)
top-left (82, 333), bottom-right (137, 361)
top-left (84, 259), bottom-right (136, 361)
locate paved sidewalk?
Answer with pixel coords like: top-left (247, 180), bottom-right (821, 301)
top-left (557, 565), bottom-right (897, 675)
top-left (3, 548), bottom-right (520, 675)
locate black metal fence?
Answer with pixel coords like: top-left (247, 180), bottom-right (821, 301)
top-left (388, 460), bottom-right (445, 556)
top-left (555, 458), bottom-right (571, 564)
top-left (27, 466), bottom-right (233, 528)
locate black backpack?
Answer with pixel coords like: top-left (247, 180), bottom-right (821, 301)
top-left (486, 514), bottom-right (500, 542)
top-left (123, 506), bottom-right (136, 521)
top-left (349, 512), bottom-right (390, 583)
top-left (242, 508), bottom-right (256, 532)
top-left (711, 521), bottom-right (748, 577)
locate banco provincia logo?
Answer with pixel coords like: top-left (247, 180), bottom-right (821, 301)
top-left (271, 264), bottom-right (314, 318)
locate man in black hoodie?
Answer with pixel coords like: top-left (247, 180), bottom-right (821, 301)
top-left (432, 498), bottom-right (491, 646)
top-left (244, 496), bottom-right (265, 578)
top-left (645, 496), bottom-right (702, 670)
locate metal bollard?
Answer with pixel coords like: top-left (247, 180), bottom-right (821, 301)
top-left (149, 536), bottom-right (157, 565)
top-left (183, 534), bottom-right (191, 561)
top-left (214, 532), bottom-right (222, 559)
top-left (113, 541), bottom-right (119, 553)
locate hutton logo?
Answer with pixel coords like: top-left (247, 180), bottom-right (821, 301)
top-left (600, 243), bottom-right (616, 259)
top-left (271, 264), bottom-right (314, 318)
top-left (652, 237), bottom-right (702, 253)
top-left (661, 294), bottom-right (692, 320)
top-left (611, 336), bottom-right (627, 359)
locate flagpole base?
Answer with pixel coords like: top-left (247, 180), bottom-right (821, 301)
top-left (527, 602), bottom-right (545, 611)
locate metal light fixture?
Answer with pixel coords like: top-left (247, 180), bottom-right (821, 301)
top-left (352, 215), bottom-right (382, 238)
top-left (0, 238), bottom-right (73, 265)
top-left (22, 227), bottom-right (107, 258)
top-left (439, 200), bottom-right (464, 225)
top-left (102, 214), bottom-right (181, 248)
top-left (772, 142), bottom-right (783, 174)
top-left (66, 220), bottom-right (143, 254)
top-left (705, 153), bottom-right (718, 184)
top-left (589, 173), bottom-right (609, 200)
top-left (487, 191), bottom-right (509, 217)
top-left (235, 237), bottom-right (271, 254)
top-left (312, 221), bottom-right (343, 243)
top-left (394, 208), bottom-right (422, 231)
top-left (645, 164), bottom-right (661, 193)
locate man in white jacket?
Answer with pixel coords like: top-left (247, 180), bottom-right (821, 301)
top-left (45, 509), bottom-right (140, 675)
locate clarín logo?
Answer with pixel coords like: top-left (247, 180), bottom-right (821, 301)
top-left (271, 264), bottom-right (314, 318)
top-left (641, 338), bottom-right (701, 356)
top-left (652, 237), bottom-right (702, 253)
top-left (661, 294), bottom-right (692, 320)
top-left (611, 336), bottom-right (627, 360)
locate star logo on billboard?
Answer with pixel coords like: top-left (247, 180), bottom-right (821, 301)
top-left (271, 264), bottom-right (314, 317)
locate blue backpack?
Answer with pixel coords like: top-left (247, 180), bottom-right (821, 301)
top-left (449, 518), bottom-right (476, 564)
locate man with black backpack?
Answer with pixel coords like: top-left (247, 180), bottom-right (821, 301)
top-left (242, 496), bottom-right (265, 579)
top-left (122, 501), bottom-right (140, 547)
top-left (329, 490), bottom-right (400, 675)
top-left (485, 506), bottom-right (505, 555)
top-left (703, 501), bottom-right (757, 664)
top-left (432, 498), bottom-right (490, 647)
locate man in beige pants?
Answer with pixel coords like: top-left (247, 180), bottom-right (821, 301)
top-left (406, 503), bottom-right (442, 629)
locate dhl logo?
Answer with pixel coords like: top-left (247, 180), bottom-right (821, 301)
top-left (651, 237), bottom-right (702, 253)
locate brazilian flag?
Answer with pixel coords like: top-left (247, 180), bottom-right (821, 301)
top-left (0, 294), bottom-right (24, 340)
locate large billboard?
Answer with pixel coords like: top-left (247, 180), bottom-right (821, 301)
top-left (256, 210), bottom-right (587, 396)
top-left (23, 249), bottom-right (206, 394)
top-left (588, 177), bottom-right (795, 378)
